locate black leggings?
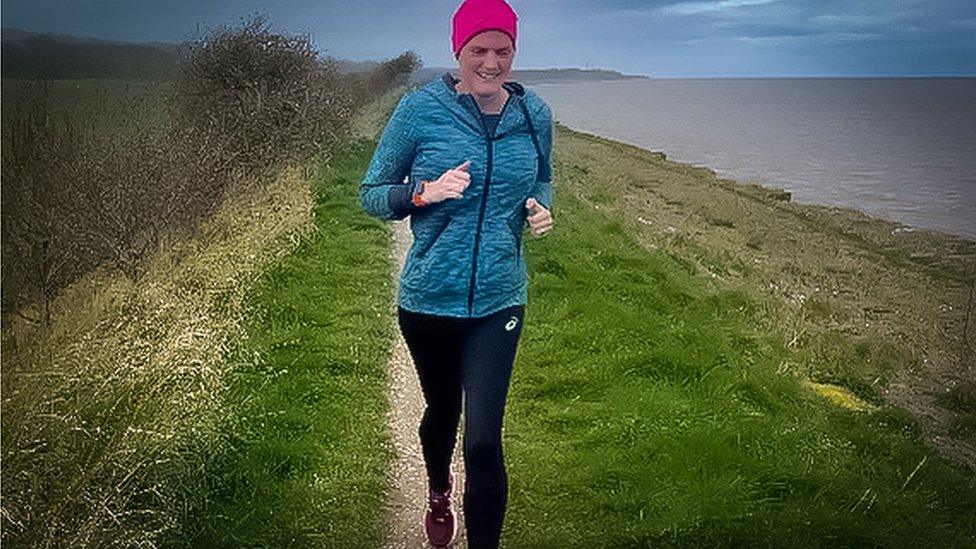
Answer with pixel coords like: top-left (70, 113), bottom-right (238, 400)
top-left (397, 304), bottom-right (525, 549)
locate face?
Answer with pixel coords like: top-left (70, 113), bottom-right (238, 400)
top-left (456, 30), bottom-right (515, 99)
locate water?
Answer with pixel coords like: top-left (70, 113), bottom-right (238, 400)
top-left (531, 78), bottom-right (976, 240)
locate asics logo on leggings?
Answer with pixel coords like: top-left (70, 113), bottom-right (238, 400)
top-left (505, 316), bottom-right (519, 331)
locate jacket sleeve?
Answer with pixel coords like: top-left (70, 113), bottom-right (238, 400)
top-left (530, 102), bottom-right (554, 216)
top-left (360, 93), bottom-right (424, 221)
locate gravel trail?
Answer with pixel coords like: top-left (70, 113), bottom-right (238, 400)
top-left (384, 218), bottom-right (467, 548)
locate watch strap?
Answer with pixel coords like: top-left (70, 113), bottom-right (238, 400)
top-left (411, 180), bottom-right (429, 207)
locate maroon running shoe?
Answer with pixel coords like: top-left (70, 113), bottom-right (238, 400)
top-left (424, 471), bottom-right (456, 547)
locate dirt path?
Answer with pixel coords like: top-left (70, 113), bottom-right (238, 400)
top-left (384, 218), bottom-right (468, 548)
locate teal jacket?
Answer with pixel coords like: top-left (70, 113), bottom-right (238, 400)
top-left (360, 72), bottom-right (554, 318)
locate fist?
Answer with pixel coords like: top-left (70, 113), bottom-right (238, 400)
top-left (525, 197), bottom-right (553, 236)
top-left (422, 160), bottom-right (471, 203)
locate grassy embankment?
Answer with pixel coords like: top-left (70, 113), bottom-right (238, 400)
top-left (1, 79), bottom-right (399, 546)
top-left (496, 123), bottom-right (976, 545)
top-left (538, 125), bottom-right (976, 467)
top-left (161, 140), bottom-right (396, 546)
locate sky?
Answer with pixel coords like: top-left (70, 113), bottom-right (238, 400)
top-left (2, 0), bottom-right (975, 77)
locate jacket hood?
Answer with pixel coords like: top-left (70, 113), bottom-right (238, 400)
top-left (416, 71), bottom-right (533, 139)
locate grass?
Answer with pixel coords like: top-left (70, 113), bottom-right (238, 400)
top-left (548, 124), bottom-right (976, 473)
top-left (499, 170), bottom-right (976, 546)
top-left (159, 141), bottom-right (396, 547)
top-left (938, 382), bottom-right (976, 441)
top-left (1, 164), bottom-right (315, 546)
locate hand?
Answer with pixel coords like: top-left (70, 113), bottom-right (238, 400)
top-left (421, 160), bottom-right (471, 204)
top-left (525, 197), bottom-right (553, 236)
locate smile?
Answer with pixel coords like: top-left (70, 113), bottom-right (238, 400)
top-left (477, 72), bottom-right (500, 81)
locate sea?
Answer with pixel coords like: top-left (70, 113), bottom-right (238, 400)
top-left (530, 78), bottom-right (976, 240)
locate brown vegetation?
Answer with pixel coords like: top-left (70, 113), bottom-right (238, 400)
top-left (1, 15), bottom-right (419, 327)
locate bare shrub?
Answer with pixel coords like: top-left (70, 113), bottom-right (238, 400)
top-left (1, 90), bottom-right (232, 319)
top-left (347, 51), bottom-right (423, 105)
top-left (1, 85), bottom-right (91, 326)
top-left (2, 16), bottom-right (415, 322)
top-left (171, 14), bottom-right (356, 182)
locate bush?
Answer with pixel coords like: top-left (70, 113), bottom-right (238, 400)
top-left (171, 15), bottom-right (356, 181)
top-left (2, 16), bottom-right (419, 323)
top-left (1, 89), bottom-right (90, 325)
top-left (0, 87), bottom-right (235, 320)
top-left (349, 50), bottom-right (423, 103)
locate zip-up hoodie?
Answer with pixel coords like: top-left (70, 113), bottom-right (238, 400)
top-left (360, 72), bottom-right (554, 318)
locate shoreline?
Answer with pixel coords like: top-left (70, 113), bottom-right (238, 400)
top-left (552, 121), bottom-right (976, 471)
top-left (553, 123), bottom-right (976, 244)
top-left (558, 121), bottom-right (976, 257)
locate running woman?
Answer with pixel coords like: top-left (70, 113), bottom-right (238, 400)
top-left (360, 0), bottom-right (554, 546)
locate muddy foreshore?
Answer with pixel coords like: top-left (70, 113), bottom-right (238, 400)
top-left (552, 122), bottom-right (976, 473)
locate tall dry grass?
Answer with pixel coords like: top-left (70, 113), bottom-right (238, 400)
top-left (2, 165), bottom-right (317, 546)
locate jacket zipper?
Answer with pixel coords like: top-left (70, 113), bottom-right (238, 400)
top-left (516, 218), bottom-right (523, 265)
top-left (465, 93), bottom-right (511, 316)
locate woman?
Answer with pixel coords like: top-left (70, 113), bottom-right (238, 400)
top-left (360, 0), bottom-right (553, 546)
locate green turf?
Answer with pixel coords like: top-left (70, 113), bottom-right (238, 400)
top-left (501, 180), bottom-right (976, 546)
top-left (161, 140), bottom-right (396, 547)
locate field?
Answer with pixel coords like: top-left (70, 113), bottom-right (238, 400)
top-left (1, 78), bottom-right (170, 138)
top-left (3, 78), bottom-right (974, 546)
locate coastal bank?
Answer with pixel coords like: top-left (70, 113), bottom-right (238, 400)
top-left (547, 120), bottom-right (976, 471)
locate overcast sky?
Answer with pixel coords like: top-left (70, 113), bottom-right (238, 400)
top-left (3, 0), bottom-right (975, 77)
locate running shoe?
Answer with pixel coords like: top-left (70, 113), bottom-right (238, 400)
top-left (424, 471), bottom-right (456, 547)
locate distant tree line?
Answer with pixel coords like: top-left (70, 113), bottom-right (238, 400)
top-left (1, 36), bottom-right (181, 80)
top-left (0, 16), bottom-right (420, 327)
top-left (408, 66), bottom-right (648, 86)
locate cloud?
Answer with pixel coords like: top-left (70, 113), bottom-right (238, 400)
top-left (658, 0), bottom-right (785, 16)
top-left (655, 0), bottom-right (973, 51)
top-left (732, 31), bottom-right (883, 47)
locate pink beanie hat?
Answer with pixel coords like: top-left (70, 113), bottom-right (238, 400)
top-left (451, 0), bottom-right (518, 59)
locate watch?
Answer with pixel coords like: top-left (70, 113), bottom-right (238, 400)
top-left (411, 180), bottom-right (429, 207)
